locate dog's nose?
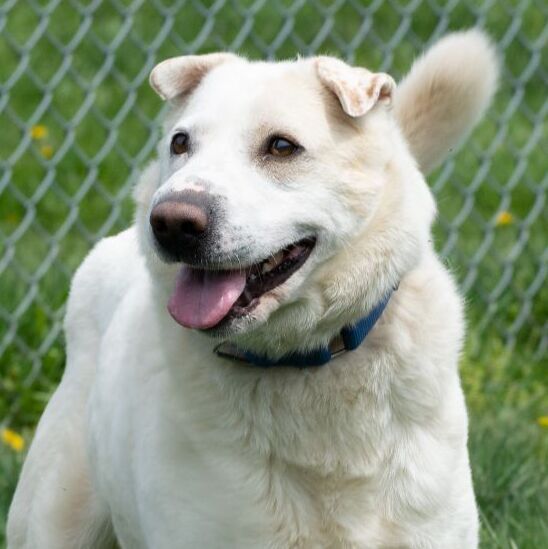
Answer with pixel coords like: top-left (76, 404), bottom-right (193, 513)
top-left (150, 193), bottom-right (212, 261)
top-left (150, 201), bottom-right (208, 239)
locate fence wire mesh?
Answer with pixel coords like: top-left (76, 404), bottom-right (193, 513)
top-left (0, 0), bottom-right (546, 426)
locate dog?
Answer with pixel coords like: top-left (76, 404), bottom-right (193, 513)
top-left (8, 30), bottom-right (498, 548)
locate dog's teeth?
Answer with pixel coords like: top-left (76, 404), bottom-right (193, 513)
top-left (261, 251), bottom-right (285, 274)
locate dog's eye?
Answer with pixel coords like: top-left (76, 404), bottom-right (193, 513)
top-left (171, 132), bottom-right (189, 155)
top-left (268, 136), bottom-right (299, 157)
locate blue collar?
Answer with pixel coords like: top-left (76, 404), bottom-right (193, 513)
top-left (214, 289), bottom-right (394, 368)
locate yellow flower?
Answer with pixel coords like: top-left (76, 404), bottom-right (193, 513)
top-left (495, 211), bottom-right (513, 226)
top-left (30, 125), bottom-right (48, 140)
top-left (1, 428), bottom-right (25, 452)
top-left (5, 212), bottom-right (20, 224)
top-left (537, 416), bottom-right (548, 428)
top-left (40, 144), bottom-right (54, 159)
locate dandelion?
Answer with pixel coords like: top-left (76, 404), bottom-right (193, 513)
top-left (495, 211), bottom-right (513, 227)
top-left (1, 428), bottom-right (25, 452)
top-left (5, 212), bottom-right (20, 224)
top-left (40, 144), bottom-right (54, 159)
top-left (30, 125), bottom-right (48, 140)
top-left (537, 416), bottom-right (548, 428)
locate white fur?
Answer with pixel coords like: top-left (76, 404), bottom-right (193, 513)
top-left (316, 56), bottom-right (395, 117)
top-left (394, 29), bottom-right (499, 174)
top-left (8, 31), bottom-right (498, 548)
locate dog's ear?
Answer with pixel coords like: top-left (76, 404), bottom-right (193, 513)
top-left (149, 53), bottom-right (238, 101)
top-left (315, 56), bottom-right (395, 117)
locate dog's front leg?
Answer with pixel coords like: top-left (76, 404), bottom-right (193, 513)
top-left (6, 380), bottom-right (117, 549)
top-left (7, 251), bottom-right (118, 549)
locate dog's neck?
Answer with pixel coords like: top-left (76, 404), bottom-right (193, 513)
top-left (213, 288), bottom-right (395, 368)
top-left (160, 252), bottom-right (457, 479)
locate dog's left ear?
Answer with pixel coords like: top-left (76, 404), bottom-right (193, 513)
top-left (315, 56), bottom-right (395, 117)
top-left (149, 53), bottom-right (238, 101)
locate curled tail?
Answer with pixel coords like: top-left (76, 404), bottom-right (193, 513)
top-left (394, 29), bottom-right (499, 174)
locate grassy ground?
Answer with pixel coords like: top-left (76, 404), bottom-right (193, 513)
top-left (0, 1), bottom-right (546, 547)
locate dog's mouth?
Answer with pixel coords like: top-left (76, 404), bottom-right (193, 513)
top-left (167, 237), bottom-right (316, 330)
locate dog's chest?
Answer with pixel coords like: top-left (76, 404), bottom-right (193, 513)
top-left (90, 407), bottom-right (395, 549)
top-left (86, 306), bottom-right (401, 548)
top-left (85, 282), bottom-right (473, 548)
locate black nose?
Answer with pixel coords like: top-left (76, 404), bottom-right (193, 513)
top-left (150, 192), bottom-right (213, 262)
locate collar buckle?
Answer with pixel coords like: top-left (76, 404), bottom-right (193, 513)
top-left (328, 333), bottom-right (347, 359)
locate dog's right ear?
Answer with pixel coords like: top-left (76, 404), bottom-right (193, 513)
top-left (149, 53), bottom-right (238, 101)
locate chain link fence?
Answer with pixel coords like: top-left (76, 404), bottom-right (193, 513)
top-left (0, 0), bottom-right (546, 427)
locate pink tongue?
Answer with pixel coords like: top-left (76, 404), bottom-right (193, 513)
top-left (167, 266), bottom-right (247, 329)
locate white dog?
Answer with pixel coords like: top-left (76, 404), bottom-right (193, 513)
top-left (8, 30), bottom-right (498, 548)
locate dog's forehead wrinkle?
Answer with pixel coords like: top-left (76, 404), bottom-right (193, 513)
top-left (182, 62), bottom-right (331, 135)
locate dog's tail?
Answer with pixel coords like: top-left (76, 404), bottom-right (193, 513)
top-left (393, 29), bottom-right (499, 175)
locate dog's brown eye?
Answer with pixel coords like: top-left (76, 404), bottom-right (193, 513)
top-left (268, 137), bottom-right (298, 157)
top-left (171, 132), bottom-right (189, 155)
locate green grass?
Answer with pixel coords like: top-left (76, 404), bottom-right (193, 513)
top-left (0, 1), bottom-right (546, 547)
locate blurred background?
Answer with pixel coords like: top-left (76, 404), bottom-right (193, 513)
top-left (0, 0), bottom-right (546, 546)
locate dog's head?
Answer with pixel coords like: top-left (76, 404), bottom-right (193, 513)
top-left (135, 52), bottom-right (438, 356)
